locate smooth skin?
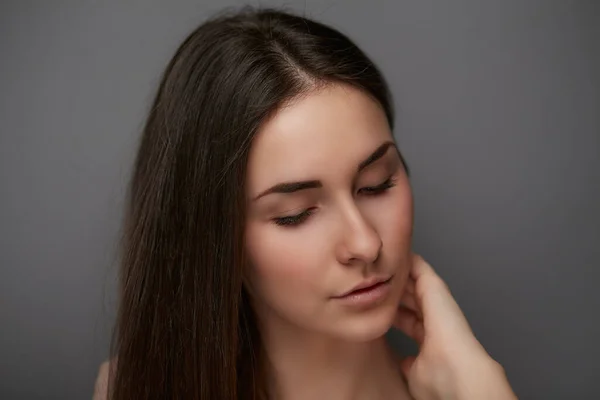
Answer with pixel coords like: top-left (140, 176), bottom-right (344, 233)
top-left (394, 253), bottom-right (517, 400)
top-left (93, 255), bottom-right (517, 400)
top-left (94, 84), bottom-right (516, 399)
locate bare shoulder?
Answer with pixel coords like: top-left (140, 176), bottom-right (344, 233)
top-left (92, 361), bottom-right (111, 400)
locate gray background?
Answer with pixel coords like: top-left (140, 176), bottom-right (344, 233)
top-left (1, 0), bottom-right (598, 399)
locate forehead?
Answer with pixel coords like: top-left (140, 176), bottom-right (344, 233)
top-left (246, 84), bottom-right (393, 189)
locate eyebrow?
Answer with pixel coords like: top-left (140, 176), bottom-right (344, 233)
top-left (357, 141), bottom-right (396, 173)
top-left (253, 140), bottom-right (397, 201)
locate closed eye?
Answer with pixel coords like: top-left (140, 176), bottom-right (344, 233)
top-left (273, 208), bottom-right (315, 227)
top-left (272, 177), bottom-right (396, 228)
top-left (357, 176), bottom-right (396, 196)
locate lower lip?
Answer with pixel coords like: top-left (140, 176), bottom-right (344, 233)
top-left (334, 278), bottom-right (392, 308)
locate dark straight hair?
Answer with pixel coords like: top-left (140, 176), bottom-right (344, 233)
top-left (110, 6), bottom-right (401, 399)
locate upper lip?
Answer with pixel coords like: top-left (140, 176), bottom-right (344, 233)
top-left (335, 275), bottom-right (393, 298)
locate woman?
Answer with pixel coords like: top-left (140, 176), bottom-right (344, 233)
top-left (96, 7), bottom-right (517, 399)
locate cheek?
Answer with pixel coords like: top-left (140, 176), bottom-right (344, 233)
top-left (245, 223), bottom-right (325, 303)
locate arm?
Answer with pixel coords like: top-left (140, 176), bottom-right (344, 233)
top-left (92, 361), bottom-right (110, 400)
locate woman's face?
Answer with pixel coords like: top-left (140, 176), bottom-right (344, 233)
top-left (244, 83), bottom-right (413, 342)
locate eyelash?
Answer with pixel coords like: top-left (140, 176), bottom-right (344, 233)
top-left (273, 177), bottom-right (396, 227)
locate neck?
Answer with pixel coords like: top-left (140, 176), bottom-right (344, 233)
top-left (259, 317), bottom-right (412, 400)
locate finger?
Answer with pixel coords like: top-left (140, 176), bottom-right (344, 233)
top-left (400, 290), bottom-right (422, 319)
top-left (399, 356), bottom-right (416, 379)
top-left (410, 253), bottom-right (454, 313)
top-left (392, 306), bottom-right (425, 344)
top-left (410, 252), bottom-right (439, 282)
top-left (410, 254), bottom-right (474, 339)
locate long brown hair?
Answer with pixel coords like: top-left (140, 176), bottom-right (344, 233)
top-left (110, 6), bottom-right (396, 399)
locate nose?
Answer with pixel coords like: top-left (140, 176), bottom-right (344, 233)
top-left (335, 201), bottom-right (383, 267)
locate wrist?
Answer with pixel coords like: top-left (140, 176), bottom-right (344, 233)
top-left (451, 358), bottom-right (516, 400)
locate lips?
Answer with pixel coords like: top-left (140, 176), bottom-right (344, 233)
top-left (335, 275), bottom-right (393, 298)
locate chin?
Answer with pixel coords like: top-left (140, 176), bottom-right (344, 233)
top-left (329, 300), bottom-right (399, 343)
top-left (336, 315), bottom-right (395, 343)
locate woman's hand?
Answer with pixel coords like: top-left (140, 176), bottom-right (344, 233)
top-left (393, 253), bottom-right (517, 400)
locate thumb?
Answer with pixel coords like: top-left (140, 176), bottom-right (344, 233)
top-left (399, 356), bottom-right (416, 378)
